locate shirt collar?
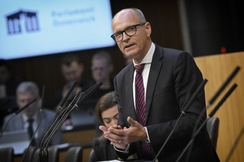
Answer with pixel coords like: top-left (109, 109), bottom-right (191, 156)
top-left (133, 42), bottom-right (155, 66)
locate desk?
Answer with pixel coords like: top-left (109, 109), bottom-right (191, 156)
top-left (13, 126), bottom-right (96, 162)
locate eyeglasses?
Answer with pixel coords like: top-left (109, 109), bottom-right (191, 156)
top-left (111, 22), bottom-right (146, 42)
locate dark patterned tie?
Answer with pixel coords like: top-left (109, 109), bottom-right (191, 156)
top-left (28, 118), bottom-right (36, 146)
top-left (135, 64), bottom-right (152, 159)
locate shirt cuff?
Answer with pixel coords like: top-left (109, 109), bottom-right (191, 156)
top-left (113, 144), bottom-right (130, 153)
top-left (144, 127), bottom-right (151, 143)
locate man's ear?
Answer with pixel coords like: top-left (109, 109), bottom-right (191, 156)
top-left (145, 22), bottom-right (152, 37)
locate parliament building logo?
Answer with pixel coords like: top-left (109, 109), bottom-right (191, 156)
top-left (6, 9), bottom-right (39, 34)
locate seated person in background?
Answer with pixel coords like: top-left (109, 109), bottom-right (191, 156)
top-left (89, 51), bottom-right (114, 101)
top-left (51, 54), bottom-right (93, 129)
top-left (0, 59), bottom-right (25, 130)
top-left (88, 91), bottom-right (119, 161)
top-left (51, 54), bottom-right (93, 110)
top-left (3, 81), bottom-right (62, 147)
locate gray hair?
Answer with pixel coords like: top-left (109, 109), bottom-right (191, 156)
top-left (92, 50), bottom-right (112, 65)
top-left (130, 8), bottom-right (147, 23)
top-left (16, 81), bottom-right (39, 98)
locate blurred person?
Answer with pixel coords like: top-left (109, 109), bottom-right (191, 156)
top-left (89, 51), bottom-right (114, 101)
top-left (51, 54), bottom-right (93, 109)
top-left (3, 81), bottom-right (62, 147)
top-left (51, 54), bottom-right (93, 129)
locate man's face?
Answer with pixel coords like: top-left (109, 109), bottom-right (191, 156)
top-left (91, 58), bottom-right (112, 83)
top-left (17, 92), bottom-right (38, 117)
top-left (0, 66), bottom-right (10, 84)
top-left (112, 10), bottom-right (151, 63)
top-left (61, 61), bottom-right (84, 82)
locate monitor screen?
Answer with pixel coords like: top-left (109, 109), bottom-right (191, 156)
top-left (0, 0), bottom-right (115, 60)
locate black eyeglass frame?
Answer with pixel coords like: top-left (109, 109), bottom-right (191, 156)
top-left (111, 22), bottom-right (146, 42)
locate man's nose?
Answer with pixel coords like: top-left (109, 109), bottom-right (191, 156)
top-left (122, 32), bottom-right (130, 41)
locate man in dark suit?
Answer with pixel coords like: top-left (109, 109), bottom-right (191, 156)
top-left (3, 81), bottom-right (62, 146)
top-left (99, 8), bottom-right (220, 161)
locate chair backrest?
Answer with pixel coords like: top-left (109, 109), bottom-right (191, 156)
top-left (207, 117), bottom-right (219, 149)
top-left (88, 149), bottom-right (95, 162)
top-left (32, 147), bottom-right (59, 162)
top-left (22, 147), bottom-right (37, 162)
top-left (65, 146), bottom-right (83, 162)
top-left (0, 147), bottom-right (14, 162)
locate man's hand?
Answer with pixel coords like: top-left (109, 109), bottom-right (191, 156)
top-left (99, 125), bottom-right (128, 150)
top-left (99, 116), bottom-right (147, 149)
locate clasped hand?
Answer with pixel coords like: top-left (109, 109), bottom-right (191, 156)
top-left (99, 116), bottom-right (147, 150)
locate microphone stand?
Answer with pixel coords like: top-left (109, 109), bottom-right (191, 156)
top-left (176, 83), bottom-right (238, 162)
top-left (185, 66), bottom-right (240, 161)
top-left (42, 92), bottom-right (85, 150)
top-left (21, 85), bottom-right (46, 162)
top-left (39, 81), bottom-right (79, 152)
top-left (38, 82), bottom-right (102, 162)
top-left (225, 124), bottom-right (244, 162)
top-left (38, 91), bottom-right (82, 162)
top-left (153, 79), bottom-right (208, 162)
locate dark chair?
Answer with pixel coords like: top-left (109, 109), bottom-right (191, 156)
top-left (207, 117), bottom-right (219, 150)
top-left (0, 147), bottom-right (14, 162)
top-left (88, 149), bottom-right (95, 162)
top-left (65, 146), bottom-right (83, 162)
top-left (22, 147), bottom-right (37, 162)
top-left (32, 147), bottom-right (59, 162)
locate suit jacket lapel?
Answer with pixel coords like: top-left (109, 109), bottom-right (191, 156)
top-left (125, 64), bottom-right (137, 122)
top-left (145, 45), bottom-right (164, 124)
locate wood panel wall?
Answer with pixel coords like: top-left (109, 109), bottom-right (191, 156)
top-left (194, 52), bottom-right (244, 162)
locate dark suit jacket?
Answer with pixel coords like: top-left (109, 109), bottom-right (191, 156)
top-left (89, 137), bottom-right (118, 162)
top-left (114, 44), bottom-right (220, 161)
top-left (3, 109), bottom-right (62, 146)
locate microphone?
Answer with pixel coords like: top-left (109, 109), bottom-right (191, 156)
top-left (77, 82), bottom-right (103, 105)
top-left (42, 82), bottom-right (103, 149)
top-left (57, 81), bottom-right (77, 113)
top-left (39, 90), bottom-right (82, 151)
top-left (39, 82), bottom-right (102, 162)
top-left (14, 98), bottom-right (37, 115)
top-left (39, 83), bottom-right (81, 151)
top-left (0, 98), bottom-right (37, 139)
top-left (21, 85), bottom-right (46, 162)
top-left (40, 85), bottom-right (46, 110)
top-left (176, 83), bottom-right (238, 162)
top-left (153, 79), bottom-right (208, 162)
top-left (185, 66), bottom-right (241, 161)
top-left (225, 125), bottom-right (244, 162)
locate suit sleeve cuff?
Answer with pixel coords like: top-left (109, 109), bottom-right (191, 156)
top-left (113, 144), bottom-right (130, 153)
